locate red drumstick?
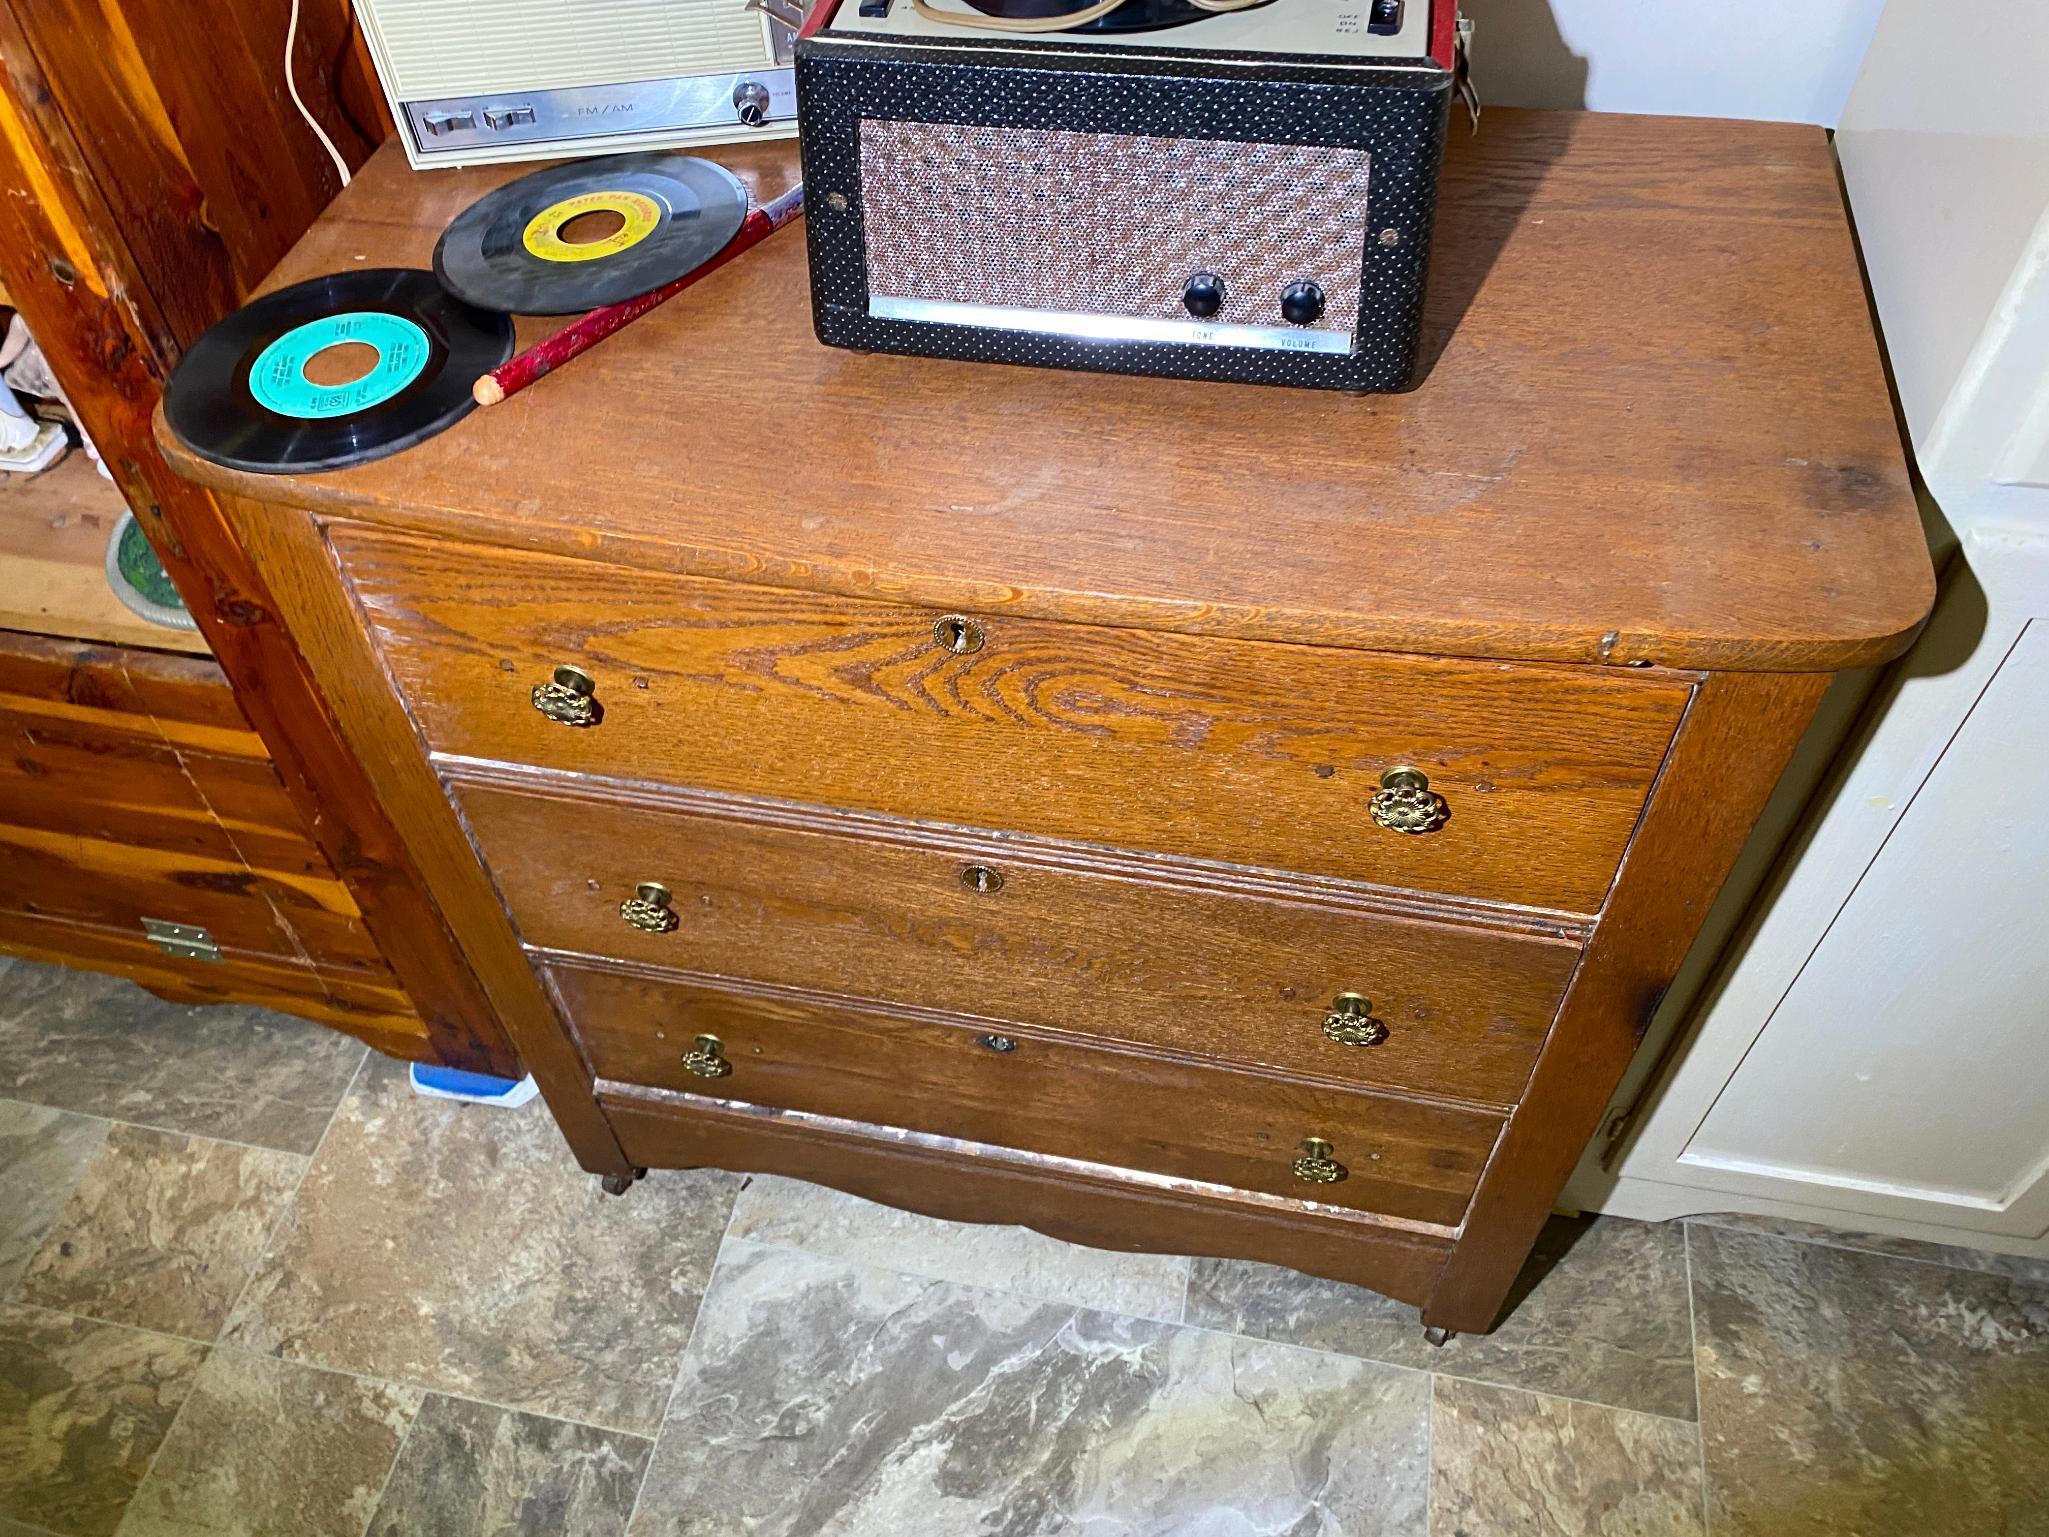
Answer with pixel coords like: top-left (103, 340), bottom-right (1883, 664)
top-left (473, 182), bottom-right (805, 407)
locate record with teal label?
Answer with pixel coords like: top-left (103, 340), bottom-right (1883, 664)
top-left (162, 269), bottom-right (513, 474)
top-left (248, 312), bottom-right (430, 420)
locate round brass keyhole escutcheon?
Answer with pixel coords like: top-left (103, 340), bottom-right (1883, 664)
top-left (934, 615), bottom-right (985, 655)
top-left (960, 864), bottom-right (1004, 894)
top-left (1323, 992), bottom-right (1390, 1048)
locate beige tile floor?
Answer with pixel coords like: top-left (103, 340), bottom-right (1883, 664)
top-left (2, 955), bottom-right (2046, 1536)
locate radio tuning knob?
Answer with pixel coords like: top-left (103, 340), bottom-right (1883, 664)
top-left (1182, 272), bottom-right (1226, 319)
top-left (1281, 281), bottom-right (1327, 327)
top-left (733, 80), bottom-right (772, 127)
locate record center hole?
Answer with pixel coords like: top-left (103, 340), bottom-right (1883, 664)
top-left (557, 208), bottom-right (627, 245)
top-left (300, 341), bottom-right (382, 388)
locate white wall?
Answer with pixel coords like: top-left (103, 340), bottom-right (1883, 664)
top-left (1459, 0), bottom-right (1888, 125)
top-left (1839, 0), bottom-right (2049, 481)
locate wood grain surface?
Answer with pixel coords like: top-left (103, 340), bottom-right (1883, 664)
top-left (551, 960), bottom-right (1504, 1227)
top-left (457, 772), bottom-right (1581, 1107)
top-left (162, 112), bottom-right (1931, 673)
top-left (602, 1088), bottom-right (1455, 1306)
top-left (0, 630), bottom-right (252, 740)
top-left (342, 526), bottom-right (1690, 914)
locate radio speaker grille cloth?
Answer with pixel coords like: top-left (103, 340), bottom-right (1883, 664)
top-left (365, 0), bottom-right (772, 98)
top-left (858, 120), bottom-right (1371, 336)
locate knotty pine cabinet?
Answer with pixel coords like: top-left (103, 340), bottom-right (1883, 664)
top-left (0, 0), bottom-right (517, 1070)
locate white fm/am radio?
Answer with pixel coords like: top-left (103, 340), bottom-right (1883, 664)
top-left (355, 0), bottom-right (802, 169)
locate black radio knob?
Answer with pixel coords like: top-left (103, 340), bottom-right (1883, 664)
top-left (1281, 281), bottom-right (1326, 326)
top-left (1182, 272), bottom-right (1226, 319)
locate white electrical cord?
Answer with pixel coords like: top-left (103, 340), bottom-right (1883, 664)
top-left (286, 0), bottom-right (352, 188)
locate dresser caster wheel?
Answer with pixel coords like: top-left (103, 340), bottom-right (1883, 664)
top-left (1423, 1326), bottom-right (1458, 1348)
top-left (599, 1168), bottom-right (646, 1198)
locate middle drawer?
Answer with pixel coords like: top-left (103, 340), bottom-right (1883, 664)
top-left (452, 773), bottom-right (1580, 1107)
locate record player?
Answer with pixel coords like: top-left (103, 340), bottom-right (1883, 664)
top-left (796, 0), bottom-right (1464, 391)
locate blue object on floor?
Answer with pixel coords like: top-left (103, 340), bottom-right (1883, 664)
top-left (408, 1062), bottom-right (539, 1107)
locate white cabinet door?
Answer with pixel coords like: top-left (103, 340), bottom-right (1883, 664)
top-left (1566, 0), bottom-right (2049, 1258)
top-left (1671, 622), bottom-right (2049, 1236)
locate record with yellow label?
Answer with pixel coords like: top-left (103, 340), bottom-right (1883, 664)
top-left (433, 153), bottom-right (750, 315)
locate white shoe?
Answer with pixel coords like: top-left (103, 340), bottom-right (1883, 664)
top-left (0, 418), bottom-right (67, 475)
top-left (1, 316), bottom-right (98, 475)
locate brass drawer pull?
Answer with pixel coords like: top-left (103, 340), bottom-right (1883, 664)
top-left (1292, 1137), bottom-right (1348, 1185)
top-left (682, 1033), bottom-right (731, 1079)
top-left (1369, 766), bottom-right (1448, 834)
top-left (1323, 992), bottom-right (1390, 1048)
top-left (960, 864), bottom-right (1004, 894)
top-left (933, 615), bottom-right (985, 655)
top-left (619, 881), bottom-right (679, 934)
top-left (531, 664), bottom-right (601, 728)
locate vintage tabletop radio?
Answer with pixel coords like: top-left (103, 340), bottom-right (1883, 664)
top-left (355, 0), bottom-right (806, 168)
top-left (795, 0), bottom-right (1462, 391)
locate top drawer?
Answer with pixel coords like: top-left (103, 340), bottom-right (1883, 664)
top-left (335, 526), bottom-right (1692, 913)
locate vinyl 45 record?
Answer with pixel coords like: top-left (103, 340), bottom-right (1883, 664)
top-left (433, 152), bottom-right (750, 315)
top-left (163, 268), bottom-right (514, 474)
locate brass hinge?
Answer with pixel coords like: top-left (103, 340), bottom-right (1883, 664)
top-left (140, 918), bottom-right (223, 963)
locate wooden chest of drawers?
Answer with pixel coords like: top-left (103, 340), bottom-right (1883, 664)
top-left (160, 114), bottom-right (1933, 1335)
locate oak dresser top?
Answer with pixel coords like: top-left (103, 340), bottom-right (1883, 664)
top-left (160, 109), bottom-right (1933, 673)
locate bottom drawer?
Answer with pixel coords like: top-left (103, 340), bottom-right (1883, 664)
top-left (547, 959), bottom-right (1504, 1229)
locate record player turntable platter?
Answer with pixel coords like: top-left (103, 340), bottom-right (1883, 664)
top-left (955, 0), bottom-right (1223, 31)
